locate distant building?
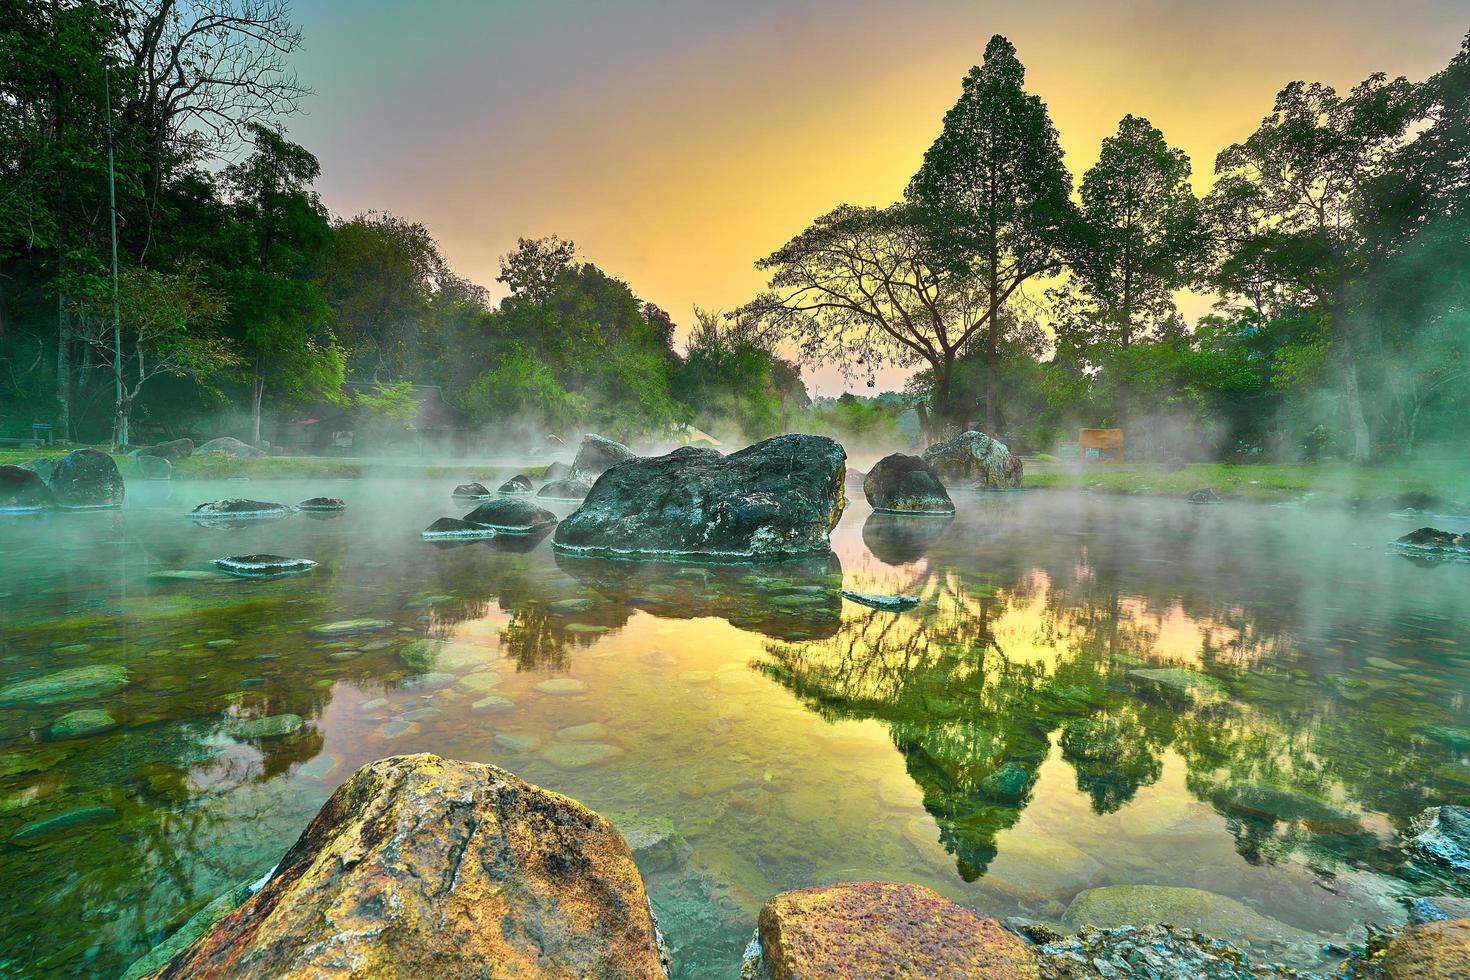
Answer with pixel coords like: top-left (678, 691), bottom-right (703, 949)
top-left (1077, 428), bottom-right (1125, 463)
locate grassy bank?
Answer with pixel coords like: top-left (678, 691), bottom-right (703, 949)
top-left (1025, 460), bottom-right (1469, 508)
top-left (0, 446), bottom-right (546, 482)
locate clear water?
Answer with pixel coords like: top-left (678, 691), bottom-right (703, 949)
top-left (1, 476), bottom-right (1467, 978)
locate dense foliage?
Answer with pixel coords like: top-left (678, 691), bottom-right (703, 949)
top-left (2, 5), bottom-right (1466, 461)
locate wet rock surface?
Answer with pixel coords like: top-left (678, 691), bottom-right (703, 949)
top-left (43, 448), bottom-right (126, 508)
top-left (1188, 487), bottom-right (1224, 505)
top-left (212, 555), bottom-right (317, 577)
top-left (295, 497), bottom-right (344, 511)
top-left (554, 434), bottom-right (847, 561)
top-left (0, 464), bottom-right (53, 510)
top-left (839, 590), bottom-right (919, 611)
top-left (922, 430), bottom-right (1023, 489)
top-left (422, 516), bottom-right (497, 538)
top-left (1061, 885), bottom-right (1312, 949)
top-left (461, 497), bottom-right (559, 533)
top-left (146, 753), bottom-right (667, 979)
top-left (1404, 805), bottom-right (1470, 882)
top-left (452, 482), bottom-right (492, 498)
top-left (1023, 923), bottom-right (1301, 979)
top-left (190, 499), bottom-right (293, 519)
top-left (538, 476), bottom-right (595, 500)
top-left (498, 474), bottom-right (534, 494)
top-left (862, 453), bottom-right (955, 514)
top-left (570, 433), bottom-right (636, 482)
top-left (750, 880), bottom-right (1037, 979)
top-left (1376, 917), bottom-right (1470, 979)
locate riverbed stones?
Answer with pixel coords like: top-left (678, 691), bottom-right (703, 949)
top-left (212, 555), bottom-right (317, 577)
top-left (44, 448), bottom-right (126, 508)
top-left (498, 474), bottom-right (534, 494)
top-left (863, 453), bottom-right (955, 514)
top-left (554, 434), bottom-right (847, 561)
top-left (1405, 805), bottom-right (1470, 882)
top-left (229, 714), bottom-right (305, 740)
top-left (145, 753), bottom-right (667, 978)
top-left (1128, 666), bottom-right (1227, 703)
top-left (0, 464), bottom-right (53, 510)
top-left (922, 430), bottom-right (1023, 489)
top-left (45, 708), bottom-right (118, 740)
top-left (308, 618), bottom-right (392, 638)
top-left (1062, 885), bottom-right (1310, 946)
top-left (461, 498), bottom-right (558, 533)
top-left (535, 677), bottom-right (588, 695)
top-left (542, 743), bottom-right (623, 769)
top-left (754, 880), bottom-right (1037, 979)
top-left (191, 499), bottom-right (293, 519)
top-left (1379, 917), bottom-right (1470, 979)
top-left (0, 664), bottom-right (129, 706)
top-left (195, 436), bottom-right (264, 457)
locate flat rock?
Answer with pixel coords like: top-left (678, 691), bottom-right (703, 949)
top-left (535, 678), bottom-right (588, 695)
top-left (1062, 885), bottom-right (1311, 946)
top-left (607, 812), bottom-right (690, 874)
top-left (308, 619), bottom-right (392, 638)
top-left (422, 516), bottom-right (497, 538)
top-left (191, 499), bottom-right (293, 519)
top-left (146, 753), bottom-right (666, 978)
top-left (147, 569), bottom-right (228, 582)
top-left (229, 714), bottom-right (305, 740)
top-left (863, 453), bottom-right (955, 514)
top-left (296, 497), bottom-right (344, 512)
top-left (45, 708), bottom-right (118, 740)
top-left (1128, 667), bottom-right (1227, 703)
top-left (553, 434), bottom-right (847, 561)
top-left (839, 590), bottom-right (918, 612)
top-left (1208, 782), bottom-right (1359, 831)
top-left (0, 665), bottom-right (129, 706)
top-left (9, 805), bottom-right (117, 846)
top-left (195, 436), bottom-right (264, 457)
top-left (542, 743), bottom-right (623, 769)
top-left (213, 555), bottom-right (317, 577)
top-left (756, 880), bottom-right (1037, 979)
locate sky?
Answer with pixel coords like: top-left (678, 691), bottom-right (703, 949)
top-left (286, 0), bottom-right (1468, 395)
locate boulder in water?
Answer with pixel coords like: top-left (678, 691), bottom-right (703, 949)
top-left (537, 477), bottom-right (594, 501)
top-left (750, 880), bottom-right (1035, 980)
top-left (191, 499), bottom-right (293, 520)
top-left (213, 555), bottom-right (317, 577)
top-left (1187, 487), bottom-right (1223, 505)
top-left (1379, 918), bottom-right (1470, 979)
top-left (569, 433), bottom-right (636, 482)
top-left (1397, 527), bottom-right (1469, 550)
top-left (0, 464), bottom-right (53, 511)
top-left (137, 455), bottom-right (172, 480)
top-left (43, 448), bottom-right (125, 508)
top-left (921, 431), bottom-right (1023, 489)
top-left (554, 434), bottom-right (847, 561)
top-left (422, 517), bottom-right (497, 539)
top-left (498, 474), bottom-right (534, 494)
top-left (297, 497), bottom-right (344, 512)
top-left (863, 453), bottom-right (955, 514)
top-left (1406, 805), bottom-right (1470, 883)
top-left (196, 436), bottom-right (264, 458)
top-left (452, 482), bottom-right (492, 499)
top-left (0, 665), bottom-right (129, 706)
top-left (140, 438), bottom-right (194, 462)
top-left (146, 753), bottom-right (667, 978)
top-left (462, 498), bottom-right (558, 534)
top-left (542, 460), bottom-right (571, 482)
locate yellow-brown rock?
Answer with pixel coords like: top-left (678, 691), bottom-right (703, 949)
top-left (1381, 918), bottom-right (1470, 979)
top-left (148, 753), bottom-right (667, 978)
top-left (757, 880), bottom-right (1037, 979)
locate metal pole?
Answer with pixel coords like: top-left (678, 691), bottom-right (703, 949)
top-left (102, 55), bottom-right (123, 448)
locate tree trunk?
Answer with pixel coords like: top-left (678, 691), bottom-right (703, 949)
top-left (56, 293), bottom-right (71, 440)
top-left (985, 285), bottom-right (999, 434)
top-left (1342, 356), bottom-right (1371, 463)
top-left (252, 367), bottom-right (265, 447)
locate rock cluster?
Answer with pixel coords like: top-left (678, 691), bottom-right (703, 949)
top-left (423, 498), bottom-right (559, 538)
top-left (537, 434), bottom-right (637, 501)
top-left (5, 449), bottom-right (126, 509)
top-left (862, 453), bottom-right (955, 514)
top-left (554, 434), bottom-right (847, 561)
top-left (922, 431), bottom-right (1023, 489)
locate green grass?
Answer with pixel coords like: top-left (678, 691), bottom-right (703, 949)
top-left (1025, 460), bottom-right (1469, 507)
top-left (0, 446), bottom-right (546, 482)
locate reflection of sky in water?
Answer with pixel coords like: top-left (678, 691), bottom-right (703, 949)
top-left (0, 479), bottom-right (1466, 978)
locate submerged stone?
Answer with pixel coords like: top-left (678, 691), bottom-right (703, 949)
top-left (980, 762), bottom-right (1033, 803)
top-left (9, 805), bottom-right (118, 845)
top-left (535, 677), bottom-right (588, 695)
top-left (0, 664), bottom-right (129, 706)
top-left (120, 877), bottom-right (262, 980)
top-left (1062, 885), bottom-right (1312, 945)
top-left (461, 497), bottom-right (558, 534)
top-left (754, 880), bottom-right (1036, 979)
top-left (922, 431), bottom-right (1023, 489)
top-left (557, 722), bottom-right (609, 742)
top-left (839, 590), bottom-right (919, 612)
top-left (145, 753), bottom-right (666, 977)
top-left (147, 569), bottom-right (228, 582)
top-left (229, 714), bottom-right (305, 740)
top-left (542, 743), bottom-right (623, 770)
top-left (308, 619), bottom-right (392, 638)
top-left (608, 812), bottom-right (691, 874)
top-left (1208, 782), bottom-right (1358, 830)
top-left (213, 555), bottom-right (317, 577)
top-left (863, 453), bottom-right (955, 514)
top-left (1128, 666), bottom-right (1228, 703)
top-left (553, 434), bottom-right (847, 561)
top-left (45, 708), bottom-right (118, 740)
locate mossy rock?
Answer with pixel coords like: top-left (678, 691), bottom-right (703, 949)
top-left (229, 713), bottom-right (305, 740)
top-left (0, 664), bottom-right (129, 706)
top-left (1127, 667), bottom-right (1227, 703)
top-left (45, 708), bottom-right (118, 740)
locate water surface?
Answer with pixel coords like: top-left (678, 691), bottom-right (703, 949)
top-left (1, 478), bottom-right (1467, 977)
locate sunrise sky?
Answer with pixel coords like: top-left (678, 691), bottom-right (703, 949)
top-left (287, 0), bottom-right (1467, 393)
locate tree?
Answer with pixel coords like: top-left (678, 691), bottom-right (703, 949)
top-left (221, 123), bottom-right (340, 444)
top-left (75, 264), bottom-right (238, 446)
top-left (496, 235), bottom-right (575, 304)
top-left (907, 34), bottom-right (1077, 433)
top-left (1207, 74), bottom-right (1420, 460)
top-left (749, 203), bottom-right (991, 439)
top-left (673, 306), bottom-right (791, 441)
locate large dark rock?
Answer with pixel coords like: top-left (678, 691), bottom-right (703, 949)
top-left (141, 438), bottom-right (194, 462)
top-left (461, 498), bottom-right (558, 534)
top-left (570, 433), bottom-right (635, 482)
top-left (296, 497), bottom-right (344, 512)
top-left (146, 754), bottom-right (667, 979)
top-left (0, 464), bottom-right (53, 510)
top-left (213, 555), bottom-right (317, 577)
top-left (1397, 527), bottom-right (1468, 550)
top-left (922, 431), bottom-right (1023, 489)
top-left (452, 482), bottom-right (491, 499)
top-left (554, 434), bottom-right (847, 561)
top-left (196, 436), bottom-right (264, 458)
top-left (863, 453), bottom-right (954, 514)
top-left (498, 474), bottom-right (534, 494)
top-left (422, 517), bottom-right (496, 539)
top-left (47, 448), bottom-right (125, 508)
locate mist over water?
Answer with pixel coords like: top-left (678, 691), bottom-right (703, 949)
top-left (0, 475), bottom-right (1466, 977)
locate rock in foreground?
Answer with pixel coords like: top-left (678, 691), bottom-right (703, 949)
top-left (148, 753), bottom-right (667, 979)
top-left (212, 555), bottom-right (317, 577)
top-left (751, 880), bottom-right (1036, 979)
top-left (863, 453), bottom-right (955, 514)
top-left (44, 448), bottom-right (126, 508)
top-left (0, 464), bottom-right (53, 510)
top-left (554, 435), bottom-right (846, 561)
top-left (922, 431), bottom-right (1023, 489)
top-left (1405, 805), bottom-right (1470, 883)
top-left (1378, 918), bottom-right (1470, 979)
top-left (498, 474), bottom-right (534, 494)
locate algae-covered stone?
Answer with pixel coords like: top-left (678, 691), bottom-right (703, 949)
top-left (145, 753), bottom-right (666, 978)
top-left (608, 812), bottom-right (691, 874)
top-left (756, 880), bottom-right (1036, 979)
top-left (308, 618), bottom-right (391, 637)
top-left (460, 497), bottom-right (558, 534)
top-left (839, 590), bottom-right (919, 612)
top-left (121, 879), bottom-right (261, 980)
top-left (921, 431), bottom-right (1023, 489)
top-left (9, 805), bottom-right (118, 846)
top-left (542, 743), bottom-right (623, 770)
top-left (863, 453), bottom-right (955, 514)
top-left (45, 708), bottom-right (118, 740)
top-left (1128, 666), bottom-right (1227, 703)
top-left (0, 664), bottom-right (129, 706)
top-left (1380, 918), bottom-right (1470, 979)
top-left (980, 762), bottom-right (1033, 803)
top-left (1062, 885), bottom-right (1311, 945)
top-left (229, 714), bottom-right (305, 740)
top-left (1208, 782), bottom-right (1359, 831)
